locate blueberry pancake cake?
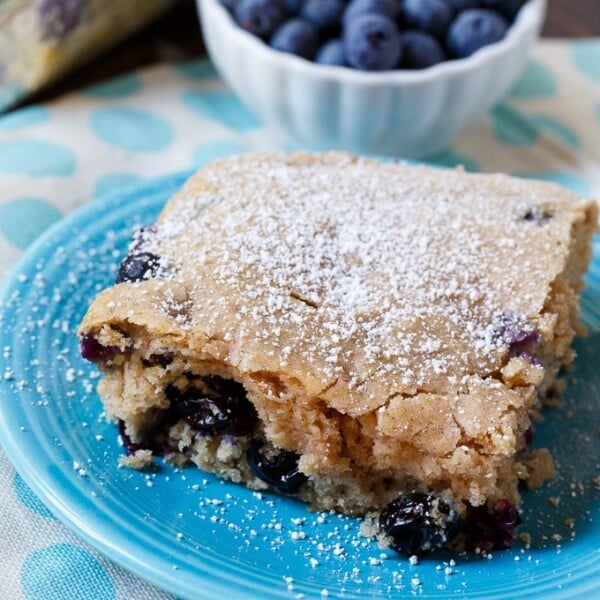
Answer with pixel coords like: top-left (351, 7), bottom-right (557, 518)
top-left (79, 152), bottom-right (597, 555)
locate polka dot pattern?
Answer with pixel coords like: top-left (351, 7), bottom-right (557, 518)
top-left (509, 60), bottom-right (557, 99)
top-left (491, 105), bottom-right (538, 147)
top-left (90, 107), bottom-right (173, 152)
top-left (571, 41), bottom-right (600, 82)
top-left (0, 140), bottom-right (76, 177)
top-left (182, 90), bottom-right (260, 131)
top-left (491, 108), bottom-right (581, 150)
top-left (0, 197), bottom-right (62, 249)
top-left (0, 106), bottom-right (50, 131)
top-left (21, 544), bottom-right (116, 600)
top-left (192, 139), bottom-right (249, 168)
top-left (85, 73), bottom-right (143, 99)
top-left (14, 473), bottom-right (56, 519)
top-left (175, 60), bottom-right (218, 80)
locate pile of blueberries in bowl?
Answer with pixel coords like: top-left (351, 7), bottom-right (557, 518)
top-left (220, 0), bottom-right (531, 71)
top-left (199, 0), bottom-right (545, 156)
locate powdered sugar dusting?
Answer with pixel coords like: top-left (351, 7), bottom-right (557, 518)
top-left (132, 153), bottom-right (580, 408)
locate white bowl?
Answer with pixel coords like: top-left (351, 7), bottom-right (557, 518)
top-left (197, 0), bottom-right (546, 158)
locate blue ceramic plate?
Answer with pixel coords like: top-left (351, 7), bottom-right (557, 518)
top-left (0, 172), bottom-right (599, 599)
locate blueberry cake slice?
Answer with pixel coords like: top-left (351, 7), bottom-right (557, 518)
top-left (79, 152), bottom-right (597, 554)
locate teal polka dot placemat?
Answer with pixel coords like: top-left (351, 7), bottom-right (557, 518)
top-left (0, 452), bottom-right (173, 599)
top-left (0, 39), bottom-right (598, 599)
top-left (0, 40), bottom-right (598, 282)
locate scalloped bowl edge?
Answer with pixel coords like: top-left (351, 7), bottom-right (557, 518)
top-left (198, 0), bottom-right (546, 157)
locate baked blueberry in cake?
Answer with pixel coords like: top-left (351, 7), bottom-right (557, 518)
top-left (79, 152), bottom-right (597, 554)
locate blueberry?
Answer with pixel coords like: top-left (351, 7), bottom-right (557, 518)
top-left (462, 499), bottom-right (521, 551)
top-left (343, 14), bottom-right (402, 71)
top-left (235, 0), bottom-right (289, 39)
top-left (247, 441), bottom-right (307, 493)
top-left (270, 18), bottom-right (320, 59)
top-left (39, 0), bottom-right (85, 40)
top-left (378, 493), bottom-right (461, 555)
top-left (115, 252), bottom-right (161, 284)
top-left (492, 312), bottom-right (540, 352)
top-left (510, 328), bottom-right (539, 346)
top-left (202, 375), bottom-right (246, 398)
top-left (446, 0), bottom-right (481, 13)
top-left (117, 419), bottom-right (171, 456)
top-left (522, 206), bottom-right (553, 225)
top-left (301, 0), bottom-right (346, 32)
top-left (168, 380), bottom-right (257, 437)
top-left (402, 0), bottom-right (453, 38)
top-left (80, 333), bottom-right (120, 364)
top-left (148, 353), bottom-right (174, 368)
top-left (524, 425), bottom-right (534, 446)
top-left (342, 0), bottom-right (399, 29)
top-left (118, 420), bottom-right (143, 455)
top-left (519, 351), bottom-right (542, 366)
top-left (283, 0), bottom-right (304, 15)
top-left (316, 38), bottom-right (347, 65)
top-left (399, 30), bottom-right (446, 69)
top-left (446, 8), bottom-right (508, 58)
top-left (218, 0), bottom-right (240, 13)
top-left (117, 420), bottom-right (150, 456)
top-left (480, 0), bottom-right (526, 20)
top-left (519, 424), bottom-right (534, 452)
